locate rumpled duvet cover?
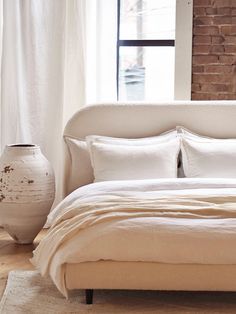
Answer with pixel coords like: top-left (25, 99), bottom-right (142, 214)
top-left (31, 178), bottom-right (236, 296)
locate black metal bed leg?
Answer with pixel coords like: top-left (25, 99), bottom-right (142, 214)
top-left (85, 289), bottom-right (94, 304)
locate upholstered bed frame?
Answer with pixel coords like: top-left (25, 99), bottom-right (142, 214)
top-left (63, 101), bottom-right (236, 304)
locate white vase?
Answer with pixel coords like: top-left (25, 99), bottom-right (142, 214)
top-left (0, 144), bottom-right (55, 244)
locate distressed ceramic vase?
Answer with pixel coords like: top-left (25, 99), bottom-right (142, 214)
top-left (0, 144), bottom-right (55, 244)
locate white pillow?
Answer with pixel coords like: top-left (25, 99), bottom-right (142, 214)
top-left (65, 129), bottom-right (178, 192)
top-left (177, 126), bottom-right (224, 142)
top-left (65, 137), bottom-right (94, 193)
top-left (176, 126), bottom-right (236, 178)
top-left (88, 139), bottom-right (180, 182)
top-left (181, 138), bottom-right (236, 178)
top-left (86, 129), bottom-right (177, 148)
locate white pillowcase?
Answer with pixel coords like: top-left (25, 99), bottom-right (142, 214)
top-left (181, 137), bottom-right (236, 178)
top-left (177, 126), bottom-right (221, 142)
top-left (176, 126), bottom-right (236, 178)
top-left (64, 137), bottom-right (94, 193)
top-left (65, 129), bottom-right (178, 191)
top-left (88, 139), bottom-right (180, 182)
top-left (86, 129), bottom-right (177, 148)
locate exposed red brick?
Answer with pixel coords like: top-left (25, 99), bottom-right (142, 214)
top-left (213, 0), bottom-right (234, 8)
top-left (206, 7), bottom-right (235, 16)
top-left (193, 73), bottom-right (232, 84)
top-left (192, 0), bottom-right (236, 100)
top-left (200, 84), bottom-right (233, 92)
top-left (211, 45), bottom-right (225, 53)
top-left (192, 65), bottom-right (205, 73)
top-left (195, 17), bottom-right (213, 25)
top-left (220, 26), bottom-right (236, 35)
top-left (194, 26), bottom-right (219, 35)
top-left (192, 92), bottom-right (236, 100)
top-left (211, 35), bottom-right (225, 44)
top-left (224, 45), bottom-right (236, 53)
top-left (216, 94), bottom-right (236, 100)
top-left (194, 7), bottom-right (206, 16)
top-left (194, 0), bottom-right (214, 7)
top-left (193, 45), bottom-right (211, 54)
top-left (192, 83), bottom-right (201, 92)
top-left (194, 35), bottom-right (212, 44)
top-left (224, 36), bottom-right (236, 44)
top-left (213, 16), bottom-right (232, 25)
top-left (214, 7), bottom-right (232, 15)
top-left (205, 7), bottom-right (218, 15)
top-left (191, 93), bottom-right (214, 100)
top-left (193, 55), bottom-right (219, 64)
top-left (205, 65), bottom-right (233, 73)
top-left (219, 55), bottom-right (236, 64)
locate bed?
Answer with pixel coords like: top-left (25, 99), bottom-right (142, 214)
top-left (31, 101), bottom-right (236, 304)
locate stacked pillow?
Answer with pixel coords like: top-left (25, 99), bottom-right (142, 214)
top-left (65, 129), bottom-right (181, 189)
top-left (86, 130), bottom-right (180, 182)
top-left (66, 126), bottom-right (236, 190)
top-left (177, 126), bottom-right (236, 178)
top-left (65, 137), bottom-right (94, 192)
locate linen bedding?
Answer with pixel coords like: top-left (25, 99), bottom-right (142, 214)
top-left (31, 178), bottom-right (236, 297)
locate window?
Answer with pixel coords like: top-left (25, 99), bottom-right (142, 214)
top-left (86, 0), bottom-right (192, 103)
top-left (117, 0), bottom-right (176, 101)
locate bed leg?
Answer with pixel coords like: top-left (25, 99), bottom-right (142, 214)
top-left (85, 289), bottom-right (93, 304)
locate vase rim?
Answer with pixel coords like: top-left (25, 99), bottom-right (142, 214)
top-left (5, 144), bottom-right (40, 152)
top-left (6, 144), bottom-right (39, 148)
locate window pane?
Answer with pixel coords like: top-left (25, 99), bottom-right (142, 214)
top-left (119, 46), bottom-right (175, 101)
top-left (120, 0), bottom-right (176, 40)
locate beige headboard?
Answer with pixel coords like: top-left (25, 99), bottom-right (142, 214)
top-left (63, 101), bottom-right (236, 195)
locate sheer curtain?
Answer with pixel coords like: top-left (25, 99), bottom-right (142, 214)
top-left (0, 0), bottom-right (117, 205)
top-left (86, 0), bottom-right (117, 104)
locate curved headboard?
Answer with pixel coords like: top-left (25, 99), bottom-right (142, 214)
top-left (63, 101), bottom-right (236, 195)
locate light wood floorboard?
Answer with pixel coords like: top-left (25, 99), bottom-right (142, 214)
top-left (0, 227), bottom-right (46, 298)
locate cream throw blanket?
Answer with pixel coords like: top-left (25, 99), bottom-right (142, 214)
top-left (31, 190), bottom-right (236, 297)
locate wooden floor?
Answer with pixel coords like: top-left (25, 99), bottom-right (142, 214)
top-left (0, 227), bottom-right (46, 298)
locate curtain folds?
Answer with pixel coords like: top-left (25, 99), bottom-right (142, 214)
top-left (0, 0), bottom-right (117, 205)
top-left (0, 0), bottom-right (87, 204)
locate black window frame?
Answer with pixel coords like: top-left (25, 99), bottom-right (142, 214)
top-left (116, 0), bottom-right (175, 99)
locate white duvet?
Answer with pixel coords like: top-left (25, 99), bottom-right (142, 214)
top-left (31, 178), bottom-right (236, 296)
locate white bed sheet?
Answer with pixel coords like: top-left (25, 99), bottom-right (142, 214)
top-left (48, 178), bottom-right (236, 224)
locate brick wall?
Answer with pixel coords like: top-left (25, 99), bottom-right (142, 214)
top-left (192, 0), bottom-right (236, 100)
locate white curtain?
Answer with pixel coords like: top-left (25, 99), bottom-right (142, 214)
top-left (0, 0), bottom-right (117, 204)
top-left (85, 0), bottom-right (117, 104)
